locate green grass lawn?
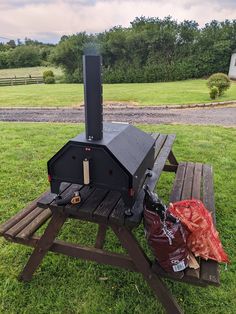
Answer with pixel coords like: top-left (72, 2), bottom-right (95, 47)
top-left (0, 79), bottom-right (236, 107)
top-left (0, 66), bottom-right (63, 79)
top-left (0, 122), bottom-right (235, 314)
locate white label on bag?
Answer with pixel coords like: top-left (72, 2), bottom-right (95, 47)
top-left (172, 260), bottom-right (186, 272)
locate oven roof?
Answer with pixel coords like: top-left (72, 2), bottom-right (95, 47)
top-left (71, 123), bottom-right (155, 175)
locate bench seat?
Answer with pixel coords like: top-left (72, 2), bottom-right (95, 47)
top-left (152, 162), bottom-right (220, 287)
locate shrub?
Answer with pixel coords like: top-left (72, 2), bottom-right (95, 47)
top-left (44, 76), bottom-right (55, 84)
top-left (207, 73), bottom-right (231, 96)
top-left (209, 86), bottom-right (219, 100)
top-left (43, 70), bottom-right (54, 80)
top-left (8, 45), bottom-right (40, 68)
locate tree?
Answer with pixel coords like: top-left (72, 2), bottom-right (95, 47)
top-left (17, 39), bottom-right (22, 46)
top-left (49, 17), bottom-right (236, 83)
top-left (6, 40), bottom-right (16, 48)
top-left (0, 51), bottom-right (9, 69)
top-left (51, 32), bottom-right (91, 82)
top-left (8, 45), bottom-right (41, 67)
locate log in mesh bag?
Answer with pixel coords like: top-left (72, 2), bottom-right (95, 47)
top-left (168, 199), bottom-right (229, 263)
top-left (143, 185), bottom-right (229, 274)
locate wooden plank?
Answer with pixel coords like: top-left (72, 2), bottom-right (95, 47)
top-left (163, 164), bottom-right (178, 172)
top-left (37, 192), bottom-right (57, 209)
top-left (154, 134), bottom-right (176, 180)
top-left (151, 133), bottom-right (160, 141)
top-left (154, 134), bottom-right (167, 158)
top-left (5, 207), bottom-right (45, 239)
top-left (16, 208), bottom-right (52, 240)
top-left (170, 162), bottom-right (200, 280)
top-left (93, 191), bottom-right (121, 223)
top-left (59, 186), bottom-right (96, 218)
top-left (19, 211), bottom-right (67, 282)
top-left (112, 225), bottom-right (184, 314)
top-left (200, 258), bottom-right (220, 286)
top-left (51, 239), bottom-right (137, 272)
top-left (109, 199), bottom-right (126, 226)
top-left (200, 164), bottom-right (219, 286)
top-left (75, 188), bottom-right (108, 219)
top-left (152, 262), bottom-right (207, 287)
top-left (167, 150), bottom-right (179, 166)
top-left (192, 163), bottom-right (203, 199)
top-left (13, 235), bottom-right (138, 273)
top-left (94, 224), bottom-right (108, 249)
top-left (0, 190), bottom-right (49, 236)
top-left (181, 162), bottom-right (194, 200)
top-left (49, 183), bottom-right (82, 208)
top-left (0, 76), bottom-right (43, 81)
top-left (170, 162), bottom-right (219, 286)
top-left (202, 164), bottom-right (215, 222)
top-left (169, 163), bottom-right (186, 202)
top-left (37, 182), bottom-right (73, 208)
top-left (184, 262), bottom-right (200, 280)
top-left (158, 134), bottom-right (176, 158)
top-left (0, 76), bottom-right (43, 87)
top-left (181, 162), bottom-right (200, 280)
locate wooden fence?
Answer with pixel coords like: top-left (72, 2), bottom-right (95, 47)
top-left (0, 76), bottom-right (44, 87)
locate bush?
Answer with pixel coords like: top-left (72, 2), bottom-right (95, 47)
top-left (8, 45), bottom-right (40, 68)
top-left (44, 76), bottom-right (55, 84)
top-left (0, 51), bottom-right (9, 69)
top-left (207, 73), bottom-right (231, 96)
top-left (43, 70), bottom-right (54, 80)
top-left (209, 86), bottom-right (219, 100)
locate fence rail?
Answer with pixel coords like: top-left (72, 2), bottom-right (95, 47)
top-left (0, 76), bottom-right (44, 87)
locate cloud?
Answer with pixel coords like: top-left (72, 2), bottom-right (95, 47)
top-left (0, 0), bottom-right (49, 9)
top-left (0, 0), bottom-right (97, 9)
top-left (0, 0), bottom-right (235, 43)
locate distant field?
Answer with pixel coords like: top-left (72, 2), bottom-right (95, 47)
top-left (0, 66), bottom-right (63, 79)
top-left (0, 79), bottom-right (236, 107)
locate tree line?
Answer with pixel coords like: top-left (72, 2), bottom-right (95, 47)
top-left (0, 38), bottom-right (54, 70)
top-left (1, 17), bottom-right (236, 83)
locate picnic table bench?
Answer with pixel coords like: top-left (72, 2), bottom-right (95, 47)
top-left (0, 133), bottom-right (219, 314)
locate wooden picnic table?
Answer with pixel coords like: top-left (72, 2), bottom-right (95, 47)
top-left (0, 133), bottom-right (219, 314)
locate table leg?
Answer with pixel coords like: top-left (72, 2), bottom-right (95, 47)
top-left (95, 224), bottom-right (107, 249)
top-left (112, 225), bottom-right (183, 314)
top-left (19, 211), bottom-right (67, 282)
top-left (163, 150), bottom-right (179, 172)
top-left (168, 150), bottom-right (179, 166)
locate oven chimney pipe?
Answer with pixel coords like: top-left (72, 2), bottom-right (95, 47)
top-left (83, 55), bottom-right (103, 141)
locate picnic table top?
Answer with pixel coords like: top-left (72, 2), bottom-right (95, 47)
top-left (37, 133), bottom-right (177, 229)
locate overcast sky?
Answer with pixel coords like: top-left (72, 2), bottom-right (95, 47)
top-left (0, 0), bottom-right (236, 43)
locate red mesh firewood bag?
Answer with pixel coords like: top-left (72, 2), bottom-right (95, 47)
top-left (168, 199), bottom-right (229, 263)
top-left (144, 209), bottom-right (189, 273)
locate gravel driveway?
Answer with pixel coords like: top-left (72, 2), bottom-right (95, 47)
top-left (0, 106), bottom-right (235, 126)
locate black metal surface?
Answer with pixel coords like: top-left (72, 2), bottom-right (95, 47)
top-left (47, 122), bottom-right (155, 207)
top-left (70, 123), bottom-right (155, 175)
top-left (83, 55), bottom-right (103, 141)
